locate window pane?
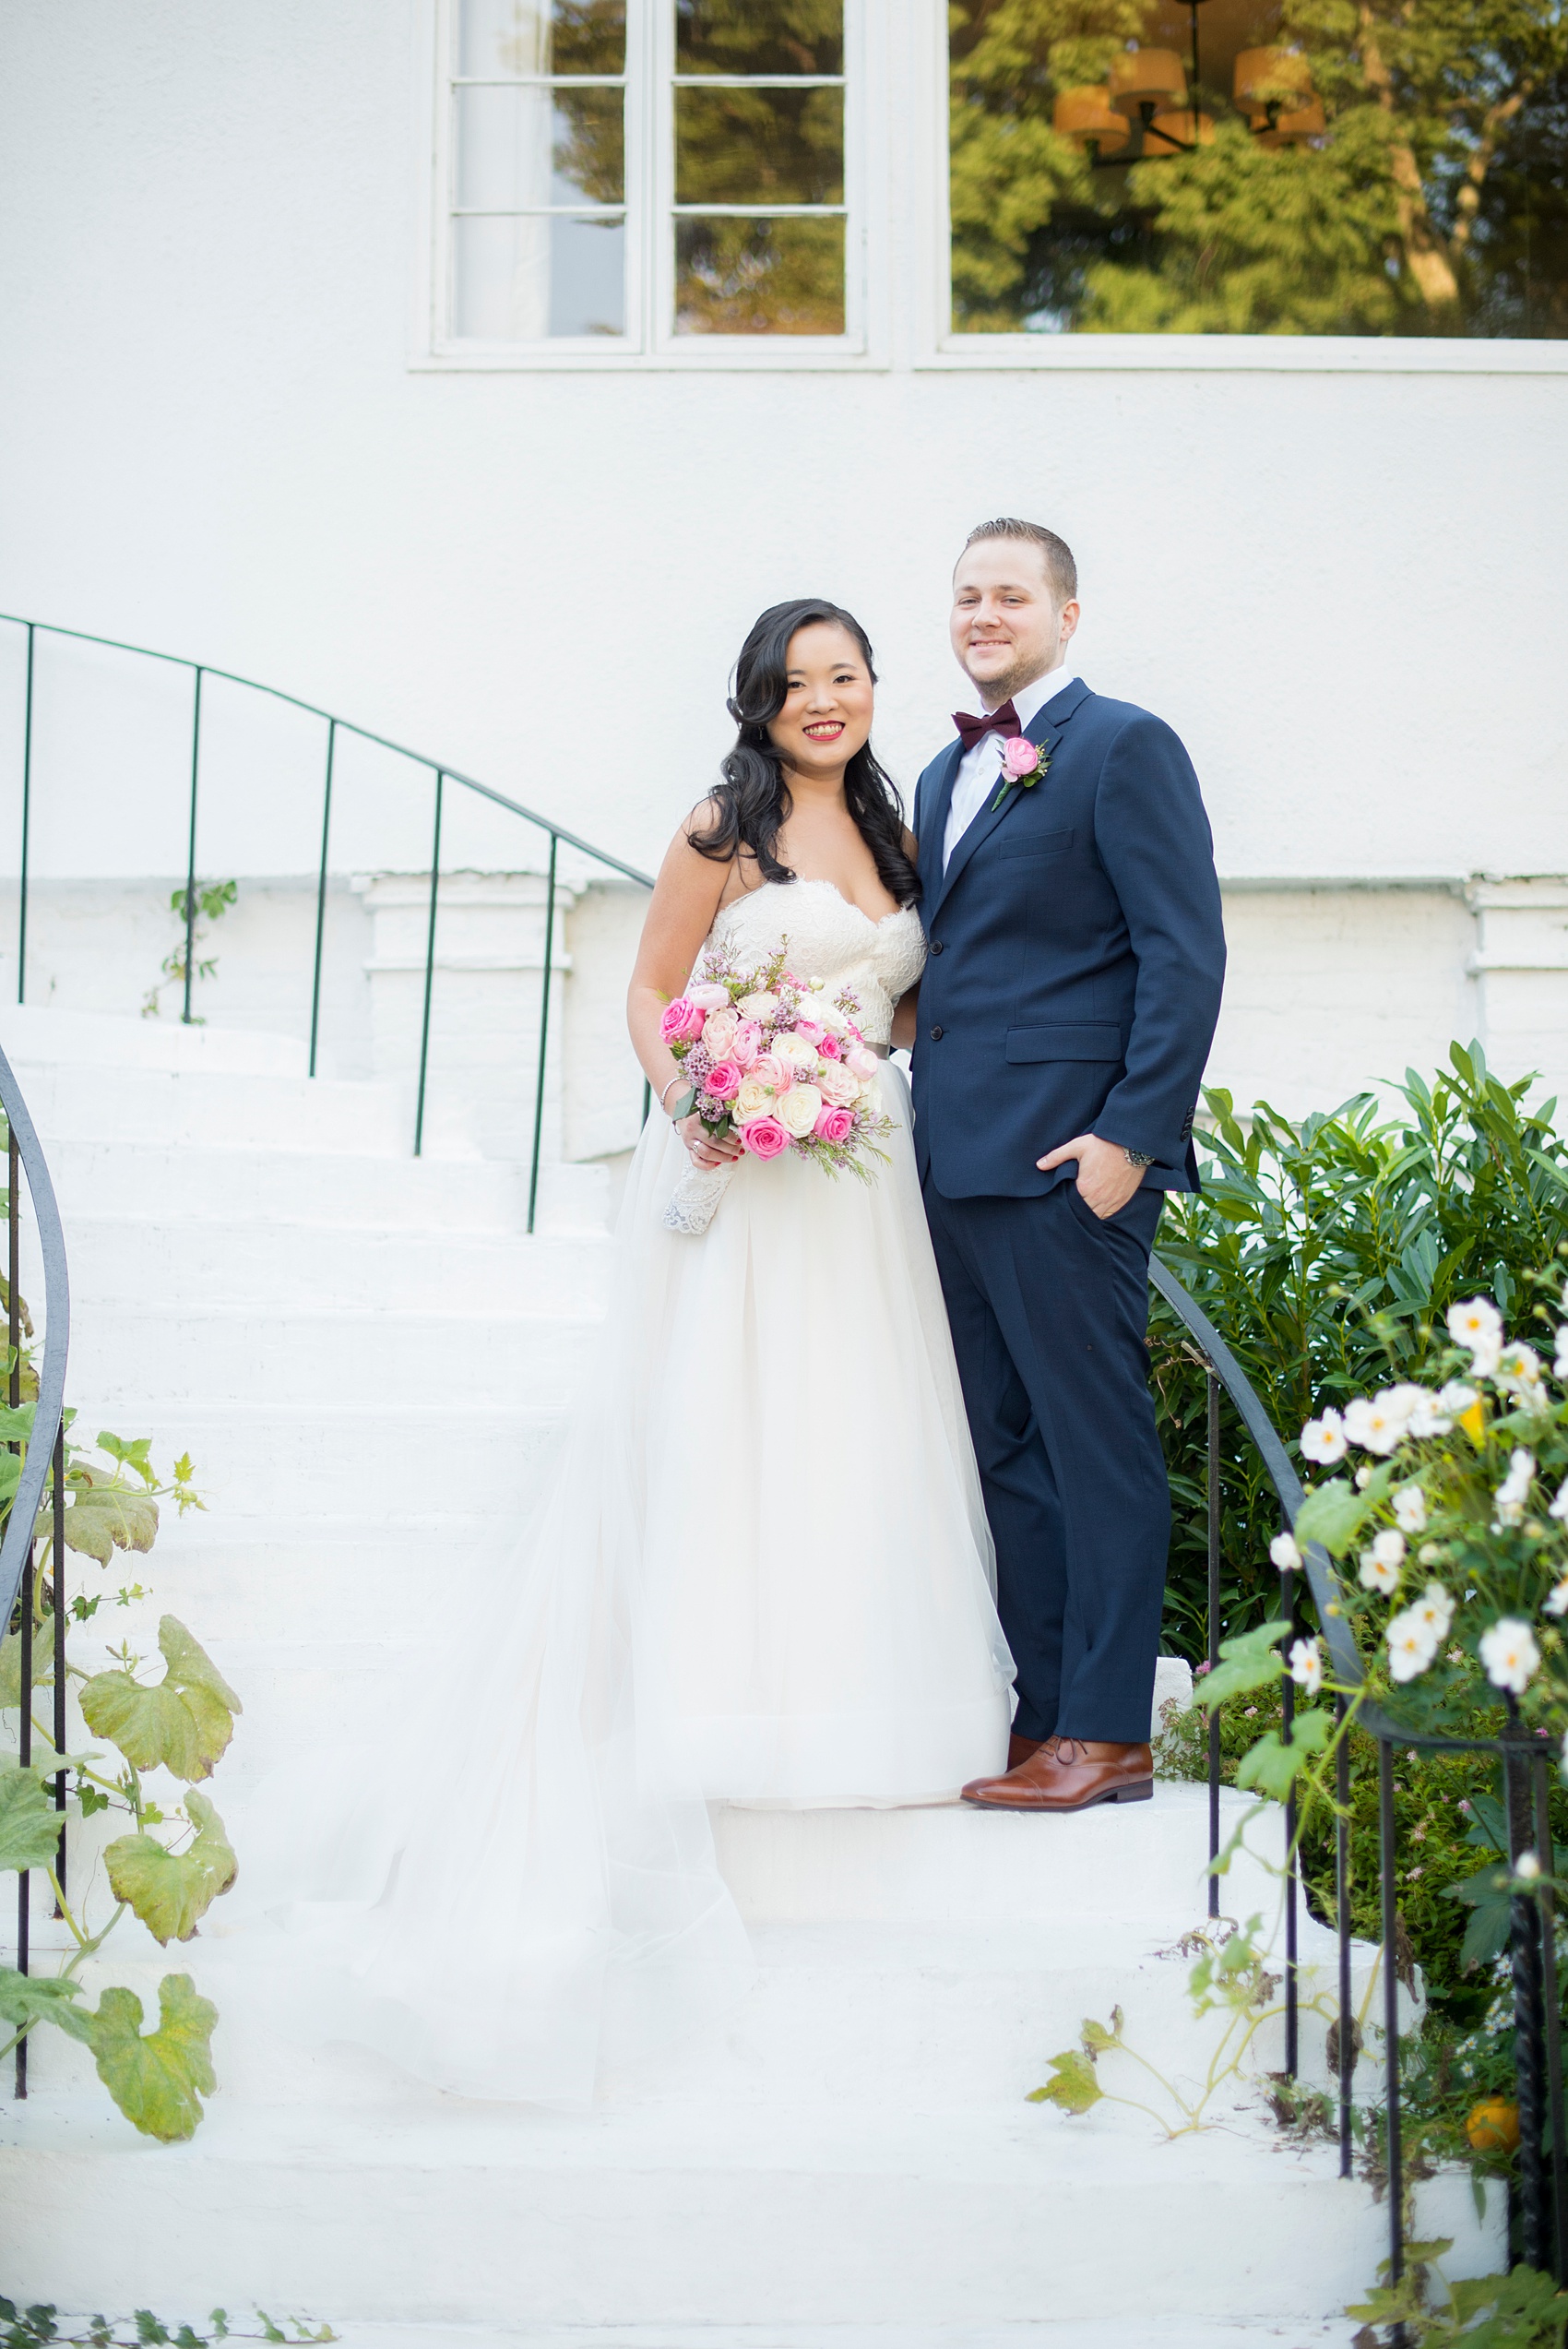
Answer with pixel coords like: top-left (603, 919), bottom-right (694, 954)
top-left (676, 1), bottom-right (843, 78)
top-left (454, 212), bottom-right (626, 338)
top-left (457, 84), bottom-right (624, 209)
top-left (674, 215), bottom-right (844, 333)
top-left (675, 86), bottom-right (843, 206)
top-left (457, 0), bottom-right (625, 78)
top-left (948, 0), bottom-right (1568, 337)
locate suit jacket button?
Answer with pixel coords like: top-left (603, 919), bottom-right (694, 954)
top-left (930, 1025), bottom-right (944, 1041)
top-left (930, 940), bottom-right (944, 954)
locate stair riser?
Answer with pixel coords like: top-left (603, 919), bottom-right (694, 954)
top-left (17, 1061), bottom-right (411, 1155)
top-left (0, 2151), bottom-right (1499, 2326)
top-left (44, 1140), bottom-right (537, 1231)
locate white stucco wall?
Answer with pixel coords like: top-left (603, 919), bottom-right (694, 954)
top-left (1, 1), bottom-right (1565, 1129)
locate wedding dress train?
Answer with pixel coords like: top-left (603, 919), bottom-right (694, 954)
top-left (222, 880), bottom-right (1013, 2105)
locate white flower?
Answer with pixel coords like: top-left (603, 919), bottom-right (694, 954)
top-left (775, 1083), bottom-right (823, 1139)
top-left (1448, 1296), bottom-right (1505, 1370)
top-left (1495, 1342), bottom-right (1545, 1399)
top-left (1515, 1851), bottom-right (1542, 1881)
top-left (1270, 1532), bottom-right (1302, 1572)
top-left (1344, 1393), bottom-right (1408, 1455)
top-left (1360, 1541), bottom-right (1404, 1595)
top-left (1493, 1448), bottom-right (1537, 1527)
top-left (1392, 1484), bottom-right (1429, 1534)
top-left (772, 1031), bottom-right (817, 1069)
top-left (1410, 1581), bottom-right (1455, 1642)
top-left (1288, 1637), bottom-right (1324, 1697)
top-left (735, 990), bottom-right (779, 1020)
top-left (1356, 1465), bottom-right (1373, 1489)
top-left (1544, 1574), bottom-right (1568, 1619)
top-left (1555, 1327), bottom-right (1568, 1383)
top-left (1550, 1476), bottom-right (1568, 1525)
top-left (1438, 1380), bottom-right (1479, 1419)
top-left (1479, 1616), bottom-right (1541, 1695)
top-left (1372, 1528), bottom-right (1406, 1568)
top-left (1407, 1390), bottom-right (1454, 1438)
top-left (802, 992), bottom-right (850, 1035)
top-left (1386, 1608), bottom-right (1440, 1683)
top-left (1301, 1409), bottom-right (1348, 1465)
top-left (816, 1061), bottom-right (859, 1109)
top-left (734, 1078), bottom-right (775, 1122)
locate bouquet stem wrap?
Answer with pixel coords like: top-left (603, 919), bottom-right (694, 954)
top-left (662, 1161), bottom-right (735, 1236)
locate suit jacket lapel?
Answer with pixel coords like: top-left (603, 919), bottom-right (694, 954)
top-left (917, 740), bottom-right (964, 910)
top-left (930, 680), bottom-right (1092, 920)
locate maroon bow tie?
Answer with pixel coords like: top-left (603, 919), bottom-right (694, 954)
top-left (952, 700), bottom-right (1021, 753)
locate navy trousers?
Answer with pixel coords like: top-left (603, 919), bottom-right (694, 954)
top-left (921, 1177), bottom-right (1170, 1747)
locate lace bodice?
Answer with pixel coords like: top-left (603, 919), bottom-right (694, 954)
top-left (698, 879), bottom-right (925, 1047)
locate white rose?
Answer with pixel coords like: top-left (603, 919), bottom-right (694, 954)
top-left (735, 1078), bottom-right (774, 1122)
top-left (736, 990), bottom-right (779, 1019)
top-left (776, 1084), bottom-right (823, 1138)
top-left (817, 1062), bottom-right (858, 1108)
top-left (803, 994), bottom-right (850, 1035)
top-left (773, 1031), bottom-right (816, 1067)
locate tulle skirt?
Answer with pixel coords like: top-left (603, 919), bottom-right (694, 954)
top-left (215, 1063), bottom-right (1013, 2105)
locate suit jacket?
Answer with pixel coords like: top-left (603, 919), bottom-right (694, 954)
top-left (909, 678), bottom-right (1225, 1200)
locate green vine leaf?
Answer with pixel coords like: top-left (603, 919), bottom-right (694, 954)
top-left (87, 1973), bottom-right (218, 2142)
top-left (0, 1964), bottom-right (94, 2044)
top-left (0, 1765), bottom-right (65, 1873)
top-left (1294, 1461), bottom-right (1396, 1558)
top-left (1027, 2045), bottom-right (1103, 2116)
top-left (1233, 1707), bottom-right (1335, 1800)
top-left (80, 1617), bottom-right (241, 1783)
top-left (1195, 1618), bottom-right (1290, 1710)
top-left (105, 1793), bottom-right (237, 1944)
top-left (37, 1473), bottom-right (160, 1566)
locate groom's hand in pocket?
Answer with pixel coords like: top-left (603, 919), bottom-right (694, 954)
top-left (1037, 1132), bottom-right (1144, 1220)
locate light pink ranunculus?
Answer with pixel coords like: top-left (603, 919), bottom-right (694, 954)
top-left (686, 982), bottom-right (731, 1013)
top-left (749, 1052), bottom-right (788, 1093)
top-left (814, 1104), bottom-right (854, 1144)
top-left (731, 1018), bottom-right (762, 1070)
top-left (1002, 734), bottom-right (1041, 781)
top-left (845, 1045), bottom-right (879, 1081)
top-left (817, 1032), bottom-right (842, 1060)
top-left (817, 1062), bottom-right (858, 1108)
top-left (702, 1007), bottom-right (740, 1058)
top-left (704, 1059), bottom-right (742, 1103)
top-left (792, 1016), bottom-right (826, 1048)
top-left (659, 996), bottom-right (705, 1044)
top-left (740, 1115), bottom-right (789, 1160)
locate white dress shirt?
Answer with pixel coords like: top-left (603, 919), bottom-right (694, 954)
top-left (942, 669), bottom-right (1080, 872)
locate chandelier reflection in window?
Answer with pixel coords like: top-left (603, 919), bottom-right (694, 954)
top-left (1053, 5), bottom-right (1325, 165)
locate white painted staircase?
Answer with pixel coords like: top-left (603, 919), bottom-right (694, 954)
top-left (0, 1008), bottom-right (1503, 2345)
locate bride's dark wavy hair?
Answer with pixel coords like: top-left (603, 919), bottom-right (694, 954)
top-left (687, 599), bottom-right (920, 905)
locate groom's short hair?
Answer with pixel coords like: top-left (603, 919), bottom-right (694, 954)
top-left (962, 519), bottom-right (1077, 606)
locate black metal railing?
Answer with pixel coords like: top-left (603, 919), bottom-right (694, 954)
top-left (0, 1038), bottom-right (71, 2101)
top-left (1, 616), bottom-right (656, 1232)
top-left (1152, 1256), bottom-right (1568, 2314)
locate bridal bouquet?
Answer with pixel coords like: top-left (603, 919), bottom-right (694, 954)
top-left (659, 945), bottom-right (893, 1234)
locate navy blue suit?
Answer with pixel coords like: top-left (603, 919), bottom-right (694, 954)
top-left (911, 678), bottom-right (1225, 1744)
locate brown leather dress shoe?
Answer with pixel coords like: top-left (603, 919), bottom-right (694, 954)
top-left (1008, 1731), bottom-right (1045, 1771)
top-left (961, 1736), bottom-right (1154, 1813)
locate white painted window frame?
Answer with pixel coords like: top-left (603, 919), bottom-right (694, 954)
top-left (911, 0), bottom-right (1568, 376)
top-left (416, 0), bottom-right (886, 371)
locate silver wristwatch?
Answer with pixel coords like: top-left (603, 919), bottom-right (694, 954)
top-left (1123, 1147), bottom-right (1156, 1169)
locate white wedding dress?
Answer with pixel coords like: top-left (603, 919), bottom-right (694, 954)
top-left (221, 880), bottom-right (1013, 2105)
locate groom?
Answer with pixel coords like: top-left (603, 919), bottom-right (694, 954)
top-left (910, 519), bottom-right (1226, 1814)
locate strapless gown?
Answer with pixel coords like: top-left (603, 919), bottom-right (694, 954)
top-left (223, 880), bottom-right (1013, 2105)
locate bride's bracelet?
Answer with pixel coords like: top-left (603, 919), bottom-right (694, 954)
top-left (659, 1076), bottom-right (687, 1115)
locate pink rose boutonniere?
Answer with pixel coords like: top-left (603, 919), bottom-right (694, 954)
top-left (992, 733), bottom-right (1051, 812)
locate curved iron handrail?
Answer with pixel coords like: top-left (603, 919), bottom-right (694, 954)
top-left (0, 1039), bottom-right (68, 1628)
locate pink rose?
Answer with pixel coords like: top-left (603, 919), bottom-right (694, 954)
top-left (705, 1060), bottom-right (742, 1103)
top-left (845, 1046), bottom-right (879, 1081)
top-left (817, 1062), bottom-right (858, 1108)
top-left (1002, 734), bottom-right (1041, 781)
top-left (659, 997), bottom-right (705, 1044)
top-left (740, 1115), bottom-right (789, 1160)
top-left (792, 1016), bottom-right (826, 1048)
top-left (749, 1052), bottom-right (788, 1092)
top-left (702, 1006), bottom-right (740, 1058)
top-left (687, 982), bottom-right (731, 1012)
top-left (814, 1104), bottom-right (854, 1144)
top-left (817, 1032), bottom-right (842, 1060)
top-left (731, 1018), bottom-right (762, 1070)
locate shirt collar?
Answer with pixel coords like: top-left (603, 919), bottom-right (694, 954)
top-left (958, 666), bottom-right (1080, 745)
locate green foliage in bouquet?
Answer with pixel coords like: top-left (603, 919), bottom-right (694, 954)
top-left (1152, 1043), bottom-right (1568, 1663)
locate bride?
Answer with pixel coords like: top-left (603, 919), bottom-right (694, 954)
top-left (236, 600), bottom-right (1013, 2105)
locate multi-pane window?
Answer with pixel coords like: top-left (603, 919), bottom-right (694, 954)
top-left (948, 0), bottom-right (1568, 338)
top-left (441, 2), bottom-right (856, 352)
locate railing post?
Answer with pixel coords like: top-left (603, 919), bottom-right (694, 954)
top-left (1336, 1691), bottom-right (1354, 2176)
top-left (1531, 1750), bottom-right (1567, 2279)
top-left (17, 622), bottom-right (33, 1007)
top-left (51, 1424), bottom-right (65, 1913)
top-left (1279, 1519), bottom-right (1299, 2080)
top-left (10, 1117), bottom-right (26, 2099)
top-left (1206, 1366), bottom-right (1220, 1919)
top-left (182, 667), bottom-right (204, 1024)
top-left (527, 831), bottom-right (559, 1238)
top-left (1378, 1736), bottom-right (1404, 2330)
top-left (1504, 1711), bottom-right (1550, 2271)
top-left (308, 718), bottom-right (336, 1080)
top-left (413, 771), bottom-right (444, 1159)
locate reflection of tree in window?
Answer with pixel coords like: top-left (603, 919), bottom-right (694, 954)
top-left (949, 0), bottom-right (1568, 334)
top-left (674, 1), bottom-right (848, 335)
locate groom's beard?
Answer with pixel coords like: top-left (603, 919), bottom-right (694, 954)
top-left (967, 651), bottom-right (1058, 711)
